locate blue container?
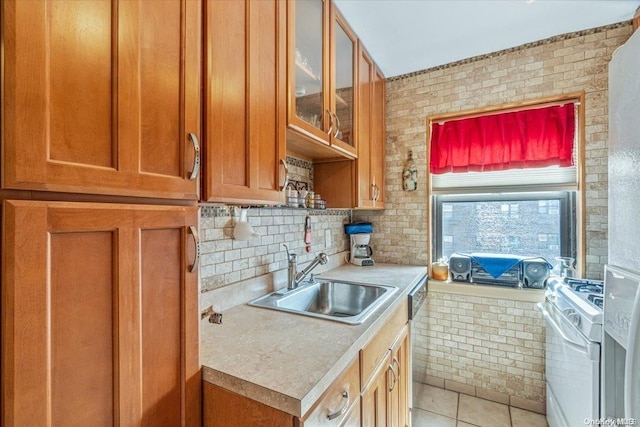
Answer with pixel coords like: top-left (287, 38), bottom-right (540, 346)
top-left (344, 222), bottom-right (373, 235)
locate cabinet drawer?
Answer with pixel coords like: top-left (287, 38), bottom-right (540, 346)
top-left (360, 303), bottom-right (407, 390)
top-left (299, 357), bottom-right (360, 427)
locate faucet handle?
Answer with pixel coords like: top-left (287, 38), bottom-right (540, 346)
top-left (283, 244), bottom-right (295, 261)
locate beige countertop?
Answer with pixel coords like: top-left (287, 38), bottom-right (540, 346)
top-left (200, 263), bottom-right (428, 418)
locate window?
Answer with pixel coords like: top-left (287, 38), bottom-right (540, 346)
top-left (433, 192), bottom-right (576, 262)
top-left (428, 94), bottom-right (584, 270)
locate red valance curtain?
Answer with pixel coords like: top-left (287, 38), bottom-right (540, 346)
top-left (429, 104), bottom-right (575, 174)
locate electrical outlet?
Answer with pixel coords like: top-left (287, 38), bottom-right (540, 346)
top-left (325, 229), bottom-right (332, 247)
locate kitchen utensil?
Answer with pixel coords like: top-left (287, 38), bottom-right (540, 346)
top-left (233, 208), bottom-right (260, 241)
top-left (304, 216), bottom-right (311, 252)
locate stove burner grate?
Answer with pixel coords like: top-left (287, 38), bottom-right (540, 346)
top-left (588, 294), bottom-right (603, 309)
top-left (574, 284), bottom-right (604, 294)
top-left (564, 277), bottom-right (604, 294)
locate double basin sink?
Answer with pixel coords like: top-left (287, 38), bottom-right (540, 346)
top-left (249, 279), bottom-right (397, 325)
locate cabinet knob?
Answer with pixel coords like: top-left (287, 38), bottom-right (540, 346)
top-left (188, 133), bottom-right (200, 180)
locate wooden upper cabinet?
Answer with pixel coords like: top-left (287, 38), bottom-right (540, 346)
top-left (315, 43), bottom-right (385, 210)
top-left (286, 0), bottom-right (357, 160)
top-left (203, 0), bottom-right (287, 204)
top-left (356, 44), bottom-right (386, 209)
top-left (1, 0), bottom-right (201, 200)
top-left (1, 200), bottom-right (200, 427)
top-left (370, 65), bottom-right (387, 208)
top-left (356, 44), bottom-right (375, 208)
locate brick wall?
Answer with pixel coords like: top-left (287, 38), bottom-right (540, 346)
top-left (413, 291), bottom-right (546, 413)
top-left (359, 22), bottom-right (633, 279)
top-left (359, 21), bottom-right (634, 412)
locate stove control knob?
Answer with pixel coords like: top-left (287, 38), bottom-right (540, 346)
top-left (563, 308), bottom-right (581, 327)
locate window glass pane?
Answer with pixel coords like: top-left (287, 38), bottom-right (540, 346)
top-left (439, 197), bottom-right (564, 262)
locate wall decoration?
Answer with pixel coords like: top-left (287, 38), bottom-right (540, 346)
top-left (403, 150), bottom-right (418, 191)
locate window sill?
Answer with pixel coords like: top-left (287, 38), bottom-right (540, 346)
top-left (428, 279), bottom-right (546, 303)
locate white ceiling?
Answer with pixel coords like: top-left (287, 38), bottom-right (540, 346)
top-left (333, 0), bottom-right (640, 77)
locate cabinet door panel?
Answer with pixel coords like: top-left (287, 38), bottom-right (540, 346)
top-left (329, 7), bottom-right (357, 157)
top-left (204, 0), bottom-right (286, 204)
top-left (49, 1), bottom-right (114, 168)
top-left (50, 231), bottom-right (116, 427)
top-left (371, 67), bottom-right (386, 208)
top-left (389, 324), bottom-right (409, 427)
top-left (1, 201), bottom-right (200, 426)
top-left (2, 0), bottom-right (201, 199)
top-left (138, 0), bottom-right (182, 177)
top-left (141, 228), bottom-right (183, 425)
top-left (357, 44), bottom-right (374, 208)
top-left (288, 0), bottom-right (328, 139)
top-left (362, 353), bottom-right (391, 427)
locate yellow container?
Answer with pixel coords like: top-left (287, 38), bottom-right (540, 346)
top-left (431, 260), bottom-right (449, 281)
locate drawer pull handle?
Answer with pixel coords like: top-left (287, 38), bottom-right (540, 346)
top-left (188, 225), bottom-right (200, 273)
top-left (279, 159), bottom-right (289, 192)
top-left (333, 112), bottom-right (341, 139)
top-left (188, 133), bottom-right (200, 180)
top-left (393, 356), bottom-right (401, 377)
top-left (388, 364), bottom-right (398, 392)
top-left (326, 109), bottom-right (334, 135)
top-left (327, 390), bottom-right (349, 420)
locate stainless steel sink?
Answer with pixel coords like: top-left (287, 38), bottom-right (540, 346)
top-left (249, 280), bottom-right (398, 324)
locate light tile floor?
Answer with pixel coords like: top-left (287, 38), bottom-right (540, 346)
top-left (412, 382), bottom-right (549, 427)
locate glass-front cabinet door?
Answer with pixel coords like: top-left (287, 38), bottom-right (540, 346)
top-left (287, 0), bottom-right (358, 159)
top-left (289, 0), bottom-right (328, 142)
top-left (330, 5), bottom-right (357, 157)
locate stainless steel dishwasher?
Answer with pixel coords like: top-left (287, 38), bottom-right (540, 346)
top-left (408, 275), bottom-right (428, 417)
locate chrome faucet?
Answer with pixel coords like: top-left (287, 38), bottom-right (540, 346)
top-left (283, 244), bottom-right (328, 291)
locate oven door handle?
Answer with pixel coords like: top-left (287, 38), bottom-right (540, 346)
top-left (537, 302), bottom-right (591, 356)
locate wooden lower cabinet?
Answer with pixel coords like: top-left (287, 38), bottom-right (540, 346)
top-left (388, 325), bottom-right (409, 427)
top-left (202, 305), bottom-right (409, 427)
top-left (1, 200), bottom-right (200, 426)
top-left (360, 326), bottom-right (410, 427)
top-left (203, 382), bottom-right (294, 427)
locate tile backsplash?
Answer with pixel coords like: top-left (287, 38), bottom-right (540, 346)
top-left (199, 206), bottom-right (351, 293)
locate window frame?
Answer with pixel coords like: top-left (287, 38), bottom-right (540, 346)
top-left (426, 92), bottom-right (586, 276)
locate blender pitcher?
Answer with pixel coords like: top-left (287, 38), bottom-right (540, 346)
top-left (554, 257), bottom-right (575, 278)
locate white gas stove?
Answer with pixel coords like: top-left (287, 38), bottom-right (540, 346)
top-left (539, 276), bottom-right (604, 427)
